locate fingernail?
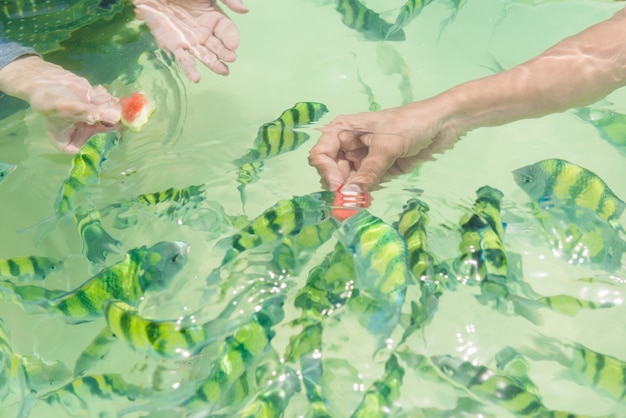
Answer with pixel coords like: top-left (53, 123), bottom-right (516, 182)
top-left (341, 183), bottom-right (362, 195)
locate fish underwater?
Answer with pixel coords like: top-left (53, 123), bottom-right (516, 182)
top-left (573, 106), bottom-right (626, 152)
top-left (513, 158), bottom-right (626, 270)
top-left (512, 158), bottom-right (626, 229)
top-left (0, 255), bottom-right (63, 281)
top-left (234, 102), bottom-right (329, 209)
top-left (335, 0), bottom-right (406, 41)
top-left (1, 241), bottom-right (190, 324)
top-left (54, 131), bottom-right (120, 217)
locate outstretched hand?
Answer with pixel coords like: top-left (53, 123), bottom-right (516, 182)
top-left (0, 56), bottom-right (121, 153)
top-left (308, 100), bottom-right (461, 192)
top-left (133, 0), bottom-right (249, 82)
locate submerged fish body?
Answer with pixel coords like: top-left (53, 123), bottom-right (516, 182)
top-left (335, 0), bottom-right (406, 41)
top-left (573, 106), bottom-right (626, 149)
top-left (46, 241), bottom-right (189, 323)
top-left (430, 354), bottom-right (593, 418)
top-left (55, 131), bottom-right (120, 217)
top-left (72, 198), bottom-right (121, 267)
top-left (0, 255), bottom-right (63, 281)
top-left (523, 334), bottom-right (626, 403)
top-left (181, 299), bottom-right (285, 411)
top-left (340, 210), bottom-right (410, 345)
top-left (350, 354), bottom-right (405, 417)
top-left (513, 158), bottom-right (626, 229)
top-left (0, 162), bottom-right (16, 185)
top-left (234, 102), bottom-right (329, 207)
top-left (42, 373), bottom-right (151, 417)
top-left (218, 191), bottom-right (333, 267)
top-left (388, 0), bottom-right (435, 39)
top-left (103, 299), bottom-right (214, 360)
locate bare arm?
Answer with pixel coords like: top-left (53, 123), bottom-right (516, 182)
top-left (309, 6), bottom-right (626, 191)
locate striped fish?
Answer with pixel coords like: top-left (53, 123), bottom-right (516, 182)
top-left (573, 107), bottom-right (626, 151)
top-left (103, 299), bottom-right (228, 359)
top-left (335, 0), bottom-right (405, 41)
top-left (42, 373), bottom-right (151, 417)
top-left (234, 102), bottom-right (329, 208)
top-left (0, 318), bottom-right (13, 401)
top-left (44, 241), bottom-right (189, 323)
top-left (389, 0), bottom-right (435, 36)
top-left (73, 327), bottom-right (117, 377)
top-left (215, 191), bottom-right (333, 268)
top-left (54, 131), bottom-right (120, 217)
top-left (0, 255), bottom-right (63, 281)
top-left (513, 158), bottom-right (626, 230)
top-left (523, 334), bottom-right (626, 403)
top-left (350, 354), bottom-right (405, 417)
top-left (340, 210), bottom-right (410, 348)
top-left (101, 184), bottom-right (207, 228)
top-left (72, 198), bottom-right (121, 267)
top-left (180, 299), bottom-right (285, 411)
top-left (0, 162), bottom-right (16, 185)
top-left (237, 366), bottom-right (301, 418)
top-left (430, 354), bottom-right (594, 418)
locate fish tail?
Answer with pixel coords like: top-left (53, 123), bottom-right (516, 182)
top-left (238, 183), bottom-right (247, 214)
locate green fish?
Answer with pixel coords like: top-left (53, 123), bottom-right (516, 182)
top-left (335, 0), bottom-right (406, 41)
top-left (0, 255), bottom-right (63, 281)
top-left (42, 373), bottom-right (151, 417)
top-left (55, 131), bottom-right (120, 217)
top-left (101, 184), bottom-right (207, 228)
top-left (0, 162), bottom-right (16, 185)
top-left (340, 210), bottom-right (410, 347)
top-left (530, 201), bottom-right (626, 271)
top-left (350, 354), bottom-right (405, 418)
top-left (214, 191), bottom-right (333, 269)
top-left (73, 327), bottom-right (117, 377)
top-left (430, 354), bottom-right (594, 418)
top-left (376, 43), bottom-right (414, 105)
top-left (512, 158), bottom-right (626, 230)
top-left (356, 69), bottom-right (382, 112)
top-left (234, 102), bottom-right (329, 208)
top-left (523, 334), bottom-right (626, 403)
top-left (389, 0), bottom-right (435, 35)
top-left (0, 318), bottom-right (13, 401)
top-left (535, 293), bottom-right (616, 317)
top-left (573, 106), bottom-right (626, 151)
top-left (43, 241), bottom-right (189, 323)
top-left (180, 298), bottom-right (285, 411)
top-left (237, 366), bottom-right (301, 418)
top-left (103, 298), bottom-right (234, 360)
top-left (72, 198), bottom-right (121, 267)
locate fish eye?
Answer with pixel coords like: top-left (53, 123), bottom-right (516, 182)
top-left (521, 175), bottom-right (532, 184)
top-left (0, 171), bottom-right (5, 178)
top-left (441, 364), bottom-right (454, 376)
top-left (170, 254), bottom-right (184, 264)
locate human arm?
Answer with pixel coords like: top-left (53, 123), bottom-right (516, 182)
top-left (309, 6), bottom-right (626, 192)
top-left (0, 55), bottom-right (121, 152)
top-left (132, 0), bottom-right (248, 82)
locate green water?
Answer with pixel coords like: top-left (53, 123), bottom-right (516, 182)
top-left (1, 0), bottom-right (626, 416)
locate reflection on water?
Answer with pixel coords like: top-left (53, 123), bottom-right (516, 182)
top-left (1, 0), bottom-right (626, 417)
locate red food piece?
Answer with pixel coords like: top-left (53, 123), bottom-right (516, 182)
top-left (120, 92), bottom-right (147, 122)
top-left (332, 184), bottom-right (372, 221)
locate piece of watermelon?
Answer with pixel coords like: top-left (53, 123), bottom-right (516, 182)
top-left (120, 92), bottom-right (155, 132)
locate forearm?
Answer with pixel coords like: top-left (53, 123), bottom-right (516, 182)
top-left (441, 6), bottom-right (626, 135)
top-left (0, 38), bottom-right (39, 97)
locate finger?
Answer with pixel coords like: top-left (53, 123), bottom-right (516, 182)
top-left (174, 49), bottom-right (202, 82)
top-left (212, 17), bottom-right (241, 54)
top-left (346, 133), bottom-right (404, 189)
top-left (309, 131), bottom-right (347, 191)
top-left (205, 34), bottom-right (237, 63)
top-left (220, 0), bottom-right (249, 14)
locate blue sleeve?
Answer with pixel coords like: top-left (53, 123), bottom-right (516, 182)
top-left (0, 24), bottom-right (39, 70)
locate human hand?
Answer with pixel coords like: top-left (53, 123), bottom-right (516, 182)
top-left (133, 0), bottom-right (249, 82)
top-left (0, 56), bottom-right (121, 153)
top-left (308, 99), bottom-right (461, 192)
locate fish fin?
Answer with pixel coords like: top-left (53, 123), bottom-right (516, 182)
top-left (15, 213), bottom-right (56, 235)
top-left (508, 295), bottom-right (544, 325)
top-left (238, 183), bottom-right (247, 214)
